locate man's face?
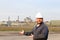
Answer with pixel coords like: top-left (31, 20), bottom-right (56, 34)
top-left (35, 18), bottom-right (43, 24)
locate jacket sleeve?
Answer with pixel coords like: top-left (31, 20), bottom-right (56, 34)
top-left (24, 25), bottom-right (36, 36)
top-left (24, 31), bottom-right (32, 36)
top-left (24, 29), bottom-right (34, 36)
top-left (35, 27), bottom-right (49, 38)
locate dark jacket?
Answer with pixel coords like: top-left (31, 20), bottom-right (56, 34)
top-left (24, 22), bottom-right (49, 40)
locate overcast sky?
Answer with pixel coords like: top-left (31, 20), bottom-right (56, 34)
top-left (0, 0), bottom-right (60, 21)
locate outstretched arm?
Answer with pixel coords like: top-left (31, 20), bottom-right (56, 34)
top-left (24, 30), bottom-right (33, 36)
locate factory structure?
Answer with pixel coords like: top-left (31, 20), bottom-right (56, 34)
top-left (0, 16), bottom-right (33, 27)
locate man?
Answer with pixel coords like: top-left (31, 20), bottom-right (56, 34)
top-left (19, 12), bottom-right (49, 40)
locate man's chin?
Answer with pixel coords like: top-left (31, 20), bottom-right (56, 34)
top-left (37, 22), bottom-right (42, 24)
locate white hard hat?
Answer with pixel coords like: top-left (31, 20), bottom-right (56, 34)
top-left (35, 12), bottom-right (43, 18)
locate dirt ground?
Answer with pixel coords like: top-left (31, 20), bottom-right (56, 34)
top-left (0, 31), bottom-right (60, 40)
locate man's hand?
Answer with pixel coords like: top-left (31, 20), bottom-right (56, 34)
top-left (19, 30), bottom-right (24, 35)
top-left (28, 34), bottom-right (34, 38)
